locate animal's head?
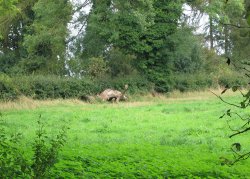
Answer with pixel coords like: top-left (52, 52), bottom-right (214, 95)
top-left (122, 84), bottom-right (129, 96)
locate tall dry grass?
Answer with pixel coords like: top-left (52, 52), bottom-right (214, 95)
top-left (0, 88), bottom-right (243, 111)
top-left (0, 96), bottom-right (86, 111)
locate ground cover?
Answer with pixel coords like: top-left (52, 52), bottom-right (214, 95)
top-left (0, 92), bottom-right (250, 178)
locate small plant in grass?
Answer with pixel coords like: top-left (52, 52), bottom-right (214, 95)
top-left (0, 128), bottom-right (29, 178)
top-left (0, 114), bottom-right (69, 178)
top-left (32, 116), bottom-right (69, 178)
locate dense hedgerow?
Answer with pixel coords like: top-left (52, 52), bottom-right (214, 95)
top-left (173, 74), bottom-right (213, 92)
top-left (0, 73), bottom-right (247, 101)
top-left (0, 74), bottom-right (153, 101)
top-left (173, 72), bottom-right (248, 92)
top-left (0, 74), bottom-right (19, 101)
top-left (218, 75), bottom-right (248, 87)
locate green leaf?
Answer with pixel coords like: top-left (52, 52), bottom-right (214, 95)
top-left (232, 143), bottom-right (241, 151)
top-left (221, 88), bottom-right (228, 94)
top-left (247, 15), bottom-right (250, 25)
top-left (232, 86), bottom-right (238, 92)
top-left (240, 102), bottom-right (245, 108)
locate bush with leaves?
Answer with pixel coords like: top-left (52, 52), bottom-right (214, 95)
top-left (0, 73), bottom-right (19, 101)
top-left (85, 57), bottom-right (109, 79)
top-left (0, 74), bottom-right (152, 101)
top-left (32, 117), bottom-right (69, 178)
top-left (107, 48), bottom-right (137, 77)
top-left (173, 73), bottom-right (214, 92)
top-left (0, 128), bottom-right (29, 178)
top-left (0, 114), bottom-right (68, 178)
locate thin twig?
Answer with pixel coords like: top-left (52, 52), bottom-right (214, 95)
top-left (230, 151), bottom-right (250, 165)
top-left (73, 0), bottom-right (91, 14)
top-left (210, 90), bottom-right (242, 108)
top-left (221, 22), bottom-right (250, 29)
top-left (229, 127), bottom-right (250, 138)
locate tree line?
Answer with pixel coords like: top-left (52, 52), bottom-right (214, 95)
top-left (0, 0), bottom-right (249, 92)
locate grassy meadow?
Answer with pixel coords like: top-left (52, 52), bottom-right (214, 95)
top-left (1, 91), bottom-right (250, 178)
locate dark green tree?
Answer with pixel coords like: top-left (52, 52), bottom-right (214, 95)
top-left (0, 0), bottom-right (37, 74)
top-left (79, 0), bottom-right (183, 92)
top-left (171, 27), bottom-right (204, 74)
top-left (230, 0), bottom-right (250, 65)
top-left (136, 0), bottom-right (183, 92)
top-left (22, 0), bottom-right (72, 74)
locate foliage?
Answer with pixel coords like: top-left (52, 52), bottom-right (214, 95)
top-left (0, 52), bottom-right (18, 74)
top-left (22, 0), bottom-right (72, 74)
top-left (1, 71), bottom-right (248, 101)
top-left (171, 27), bottom-right (204, 73)
top-left (0, 0), bottom-right (18, 15)
top-left (218, 74), bottom-right (248, 88)
top-left (80, 0), bottom-right (155, 59)
top-left (0, 75), bottom-right (152, 101)
top-left (0, 115), bottom-right (68, 178)
top-left (0, 0), bottom-right (19, 39)
top-left (173, 73), bottom-right (213, 92)
top-left (79, 0), bottom-right (183, 92)
top-left (106, 48), bottom-right (137, 77)
top-left (0, 0), bottom-right (249, 93)
top-left (85, 57), bottom-right (109, 79)
top-left (0, 0), bottom-right (72, 75)
top-left (32, 117), bottom-right (68, 178)
top-left (0, 128), bottom-right (29, 178)
top-left (186, 0), bottom-right (245, 53)
top-left (0, 0), bottom-right (37, 61)
top-left (0, 73), bottom-right (19, 101)
top-left (13, 75), bottom-right (97, 99)
top-left (135, 0), bottom-right (183, 92)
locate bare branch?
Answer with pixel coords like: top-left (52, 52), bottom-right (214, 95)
top-left (210, 90), bottom-right (242, 108)
top-left (221, 22), bottom-right (250, 29)
top-left (226, 120), bottom-right (240, 132)
top-left (73, 0), bottom-right (91, 14)
top-left (230, 151), bottom-right (250, 165)
top-left (229, 127), bottom-right (250, 138)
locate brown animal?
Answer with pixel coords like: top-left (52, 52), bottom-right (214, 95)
top-left (98, 84), bottom-right (128, 102)
top-left (79, 95), bottom-right (96, 103)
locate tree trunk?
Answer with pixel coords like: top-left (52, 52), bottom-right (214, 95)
top-left (224, 25), bottom-right (229, 56)
top-left (208, 0), bottom-right (214, 50)
top-left (209, 15), bottom-right (214, 50)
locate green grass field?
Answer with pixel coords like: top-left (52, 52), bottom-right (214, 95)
top-left (1, 93), bottom-right (250, 178)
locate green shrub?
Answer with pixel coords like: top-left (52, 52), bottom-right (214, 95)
top-left (0, 115), bottom-right (68, 178)
top-left (173, 73), bottom-right (213, 92)
top-left (173, 72), bottom-right (248, 92)
top-left (98, 75), bottom-right (153, 94)
top-left (0, 74), bottom-right (19, 101)
top-left (218, 74), bottom-right (248, 87)
top-left (1, 72), bottom-right (245, 101)
top-left (0, 128), bottom-right (29, 178)
top-left (107, 48), bottom-right (137, 77)
top-left (0, 74), bottom-right (151, 101)
top-left (85, 57), bottom-right (109, 79)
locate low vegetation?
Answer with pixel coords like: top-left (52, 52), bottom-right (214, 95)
top-left (1, 93), bottom-right (250, 178)
top-left (0, 116), bottom-right (68, 178)
top-left (0, 73), bottom-right (247, 102)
